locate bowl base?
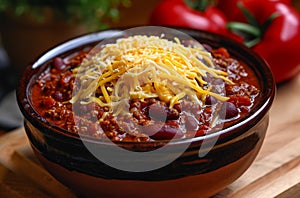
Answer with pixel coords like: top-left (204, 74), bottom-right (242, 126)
top-left (33, 142), bottom-right (261, 198)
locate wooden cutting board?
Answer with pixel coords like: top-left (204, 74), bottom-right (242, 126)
top-left (1, 75), bottom-right (300, 197)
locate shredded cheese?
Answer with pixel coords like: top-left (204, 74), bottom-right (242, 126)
top-left (70, 35), bottom-right (233, 115)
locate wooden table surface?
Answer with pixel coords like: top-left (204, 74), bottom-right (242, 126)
top-left (1, 74), bottom-right (300, 197)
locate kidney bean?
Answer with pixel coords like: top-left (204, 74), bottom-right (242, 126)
top-left (52, 57), bottom-right (66, 71)
top-left (52, 91), bottom-right (63, 101)
top-left (148, 103), bottom-right (167, 121)
top-left (173, 104), bottom-right (181, 113)
top-left (205, 95), bottom-right (217, 105)
top-left (167, 108), bottom-right (180, 120)
top-left (139, 121), bottom-right (159, 137)
top-left (150, 125), bottom-right (184, 140)
top-left (185, 115), bottom-right (199, 131)
top-left (222, 102), bottom-right (239, 119)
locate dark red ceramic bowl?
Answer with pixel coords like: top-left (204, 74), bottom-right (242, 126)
top-left (17, 27), bottom-right (275, 198)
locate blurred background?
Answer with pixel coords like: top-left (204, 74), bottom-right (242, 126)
top-left (0, 0), bottom-right (300, 132)
top-left (0, 0), bottom-right (161, 131)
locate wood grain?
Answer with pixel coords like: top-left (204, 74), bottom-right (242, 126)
top-left (0, 128), bottom-right (75, 198)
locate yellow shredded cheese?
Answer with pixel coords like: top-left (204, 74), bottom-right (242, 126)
top-left (71, 35), bottom-right (233, 115)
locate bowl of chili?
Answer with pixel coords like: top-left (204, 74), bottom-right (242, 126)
top-left (17, 26), bottom-right (275, 198)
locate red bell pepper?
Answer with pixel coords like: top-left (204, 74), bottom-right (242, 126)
top-left (217, 0), bottom-right (300, 83)
top-left (149, 0), bottom-right (239, 40)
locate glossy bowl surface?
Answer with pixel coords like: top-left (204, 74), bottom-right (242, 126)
top-left (17, 27), bottom-right (275, 198)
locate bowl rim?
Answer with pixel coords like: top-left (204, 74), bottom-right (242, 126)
top-left (16, 26), bottom-right (276, 146)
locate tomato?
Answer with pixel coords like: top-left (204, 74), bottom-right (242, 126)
top-left (217, 0), bottom-right (300, 83)
top-left (149, 0), bottom-right (240, 40)
top-left (217, 0), bottom-right (292, 21)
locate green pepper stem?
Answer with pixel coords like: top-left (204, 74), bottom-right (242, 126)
top-left (227, 22), bottom-right (261, 37)
top-left (237, 2), bottom-right (260, 27)
top-left (227, 3), bottom-right (279, 48)
top-left (185, 0), bottom-right (209, 11)
top-left (261, 12), bottom-right (280, 33)
top-left (245, 37), bottom-right (261, 48)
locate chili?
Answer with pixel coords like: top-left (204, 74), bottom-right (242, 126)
top-left (31, 43), bottom-right (260, 142)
